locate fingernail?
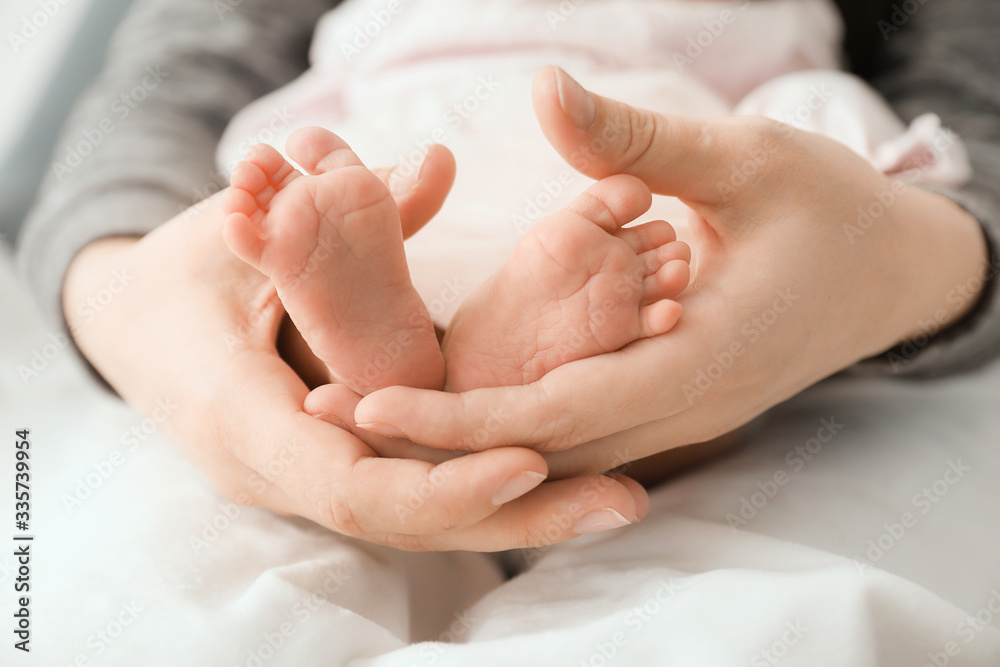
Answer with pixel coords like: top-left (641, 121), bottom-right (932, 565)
top-left (555, 68), bottom-right (596, 130)
top-left (573, 508), bottom-right (632, 534)
top-left (389, 151), bottom-right (427, 195)
top-left (356, 421), bottom-right (407, 438)
top-left (492, 471), bottom-right (547, 506)
top-left (313, 412), bottom-right (350, 431)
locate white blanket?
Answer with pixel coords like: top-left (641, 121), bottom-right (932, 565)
top-left (2, 241), bottom-right (1000, 665)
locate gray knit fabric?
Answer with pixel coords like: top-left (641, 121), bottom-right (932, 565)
top-left (854, 0), bottom-right (1000, 376)
top-left (14, 0), bottom-right (1000, 380)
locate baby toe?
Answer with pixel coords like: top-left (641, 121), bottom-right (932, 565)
top-left (567, 174), bottom-right (652, 233)
top-left (617, 219), bottom-right (677, 254)
top-left (286, 127), bottom-right (365, 175)
top-left (639, 300), bottom-right (683, 338)
top-left (222, 184), bottom-right (261, 219)
top-left (640, 240), bottom-right (691, 276)
top-left (222, 211), bottom-right (266, 267)
top-left (230, 159), bottom-right (271, 198)
top-left (642, 259), bottom-right (690, 304)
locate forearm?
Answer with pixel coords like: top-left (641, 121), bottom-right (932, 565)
top-left (859, 0), bottom-right (1000, 376)
top-left (16, 0), bottom-right (334, 335)
top-left (870, 186), bottom-right (993, 368)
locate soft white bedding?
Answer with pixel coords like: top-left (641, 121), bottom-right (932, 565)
top-left (2, 240), bottom-right (1000, 666)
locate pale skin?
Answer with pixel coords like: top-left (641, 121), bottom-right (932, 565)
top-left (221, 128), bottom-right (690, 399)
top-left (63, 66), bottom-right (988, 550)
top-left (218, 123), bottom-right (692, 483)
top-left (63, 143), bottom-right (651, 552)
top-left (348, 67), bottom-right (990, 479)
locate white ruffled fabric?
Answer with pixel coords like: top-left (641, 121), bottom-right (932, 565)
top-left (220, 0), bottom-right (970, 325)
top-left (2, 245), bottom-right (1000, 665)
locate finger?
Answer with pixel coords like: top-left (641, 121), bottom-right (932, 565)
top-left (303, 382), bottom-right (363, 429)
top-left (384, 473), bottom-right (644, 552)
top-left (532, 65), bottom-right (784, 204)
top-left (306, 383), bottom-right (458, 464)
top-left (606, 472), bottom-right (650, 520)
top-left (224, 354), bottom-right (554, 536)
top-left (354, 348), bottom-right (671, 452)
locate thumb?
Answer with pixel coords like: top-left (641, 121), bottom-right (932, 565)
top-left (532, 65), bottom-right (784, 205)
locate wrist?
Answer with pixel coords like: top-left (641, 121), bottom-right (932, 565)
top-left (63, 236), bottom-right (143, 394)
top-left (884, 186), bottom-right (989, 348)
top-left (63, 237), bottom-right (139, 322)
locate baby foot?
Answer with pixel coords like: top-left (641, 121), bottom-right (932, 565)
top-left (444, 174), bottom-right (690, 392)
top-left (222, 128), bottom-right (444, 393)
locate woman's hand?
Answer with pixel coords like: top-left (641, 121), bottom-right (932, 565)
top-left (350, 67), bottom-right (990, 476)
top-left (62, 144), bottom-right (649, 549)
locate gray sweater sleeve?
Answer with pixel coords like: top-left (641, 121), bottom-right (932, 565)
top-left (16, 0), bottom-right (1000, 380)
top-left (16, 0), bottom-right (336, 328)
top-left (855, 0), bottom-right (1000, 377)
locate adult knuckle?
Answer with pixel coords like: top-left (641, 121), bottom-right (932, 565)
top-left (618, 107), bottom-right (660, 173)
top-left (314, 490), bottom-right (364, 538)
top-left (382, 532), bottom-right (432, 552)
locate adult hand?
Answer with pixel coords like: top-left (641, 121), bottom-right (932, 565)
top-left (62, 139), bottom-right (648, 550)
top-left (350, 66), bottom-right (990, 476)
